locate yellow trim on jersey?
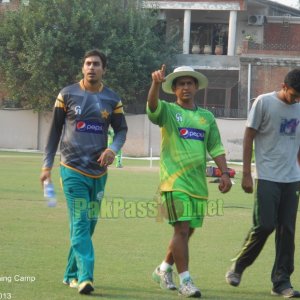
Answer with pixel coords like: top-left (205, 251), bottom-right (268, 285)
top-left (60, 162), bottom-right (107, 178)
top-left (79, 79), bottom-right (104, 92)
top-left (42, 167), bottom-right (52, 171)
top-left (160, 188), bottom-right (208, 200)
top-left (55, 93), bottom-right (65, 110)
top-left (113, 101), bottom-right (124, 114)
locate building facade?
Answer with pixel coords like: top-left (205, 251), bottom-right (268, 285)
top-left (143, 0), bottom-right (300, 118)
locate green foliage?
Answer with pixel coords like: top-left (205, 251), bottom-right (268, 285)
top-left (0, 0), bottom-right (179, 111)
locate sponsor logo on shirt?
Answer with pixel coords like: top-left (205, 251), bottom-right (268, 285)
top-left (280, 118), bottom-right (300, 136)
top-left (178, 127), bottom-right (205, 141)
top-left (76, 120), bottom-right (104, 134)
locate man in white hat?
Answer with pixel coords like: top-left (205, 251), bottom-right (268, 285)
top-left (147, 65), bottom-right (232, 297)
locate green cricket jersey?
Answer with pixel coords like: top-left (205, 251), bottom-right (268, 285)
top-left (147, 100), bottom-right (225, 199)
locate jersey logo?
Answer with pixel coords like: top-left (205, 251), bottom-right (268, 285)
top-left (76, 121), bottom-right (104, 134)
top-left (101, 109), bottom-right (110, 119)
top-left (178, 127), bottom-right (205, 141)
top-left (75, 105), bottom-right (81, 115)
top-left (199, 117), bottom-right (207, 125)
top-left (176, 113), bottom-right (183, 122)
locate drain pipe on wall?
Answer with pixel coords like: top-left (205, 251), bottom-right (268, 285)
top-left (247, 63), bottom-right (252, 115)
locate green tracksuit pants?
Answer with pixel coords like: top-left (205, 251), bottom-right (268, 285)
top-left (60, 165), bottom-right (107, 284)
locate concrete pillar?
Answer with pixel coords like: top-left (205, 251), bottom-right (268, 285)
top-left (183, 10), bottom-right (191, 54)
top-left (225, 88), bottom-right (232, 117)
top-left (228, 10), bottom-right (237, 56)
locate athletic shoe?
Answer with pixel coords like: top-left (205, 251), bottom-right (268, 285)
top-left (152, 266), bottom-right (177, 290)
top-left (271, 288), bottom-right (300, 298)
top-left (78, 280), bottom-right (94, 294)
top-left (178, 277), bottom-right (201, 298)
top-left (225, 269), bottom-right (242, 287)
top-left (62, 279), bottom-right (78, 288)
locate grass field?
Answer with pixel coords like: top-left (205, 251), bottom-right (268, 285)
top-left (0, 151), bottom-right (299, 300)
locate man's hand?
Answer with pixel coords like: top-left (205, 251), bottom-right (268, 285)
top-left (97, 148), bottom-right (116, 167)
top-left (148, 64), bottom-right (166, 112)
top-left (218, 174), bottom-right (232, 193)
top-left (242, 173), bottom-right (253, 193)
top-left (151, 64), bottom-right (166, 84)
top-left (40, 169), bottom-right (51, 187)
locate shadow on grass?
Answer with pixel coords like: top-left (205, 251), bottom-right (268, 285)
top-left (91, 285), bottom-right (179, 299)
top-left (88, 285), bottom-right (275, 300)
top-left (203, 286), bottom-right (276, 300)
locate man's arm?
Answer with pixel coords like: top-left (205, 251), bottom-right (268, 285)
top-left (241, 127), bottom-right (257, 193)
top-left (108, 113), bottom-right (128, 154)
top-left (40, 103), bottom-right (66, 185)
top-left (98, 103), bottom-right (128, 168)
top-left (147, 64), bottom-right (166, 112)
top-left (213, 154), bottom-right (232, 193)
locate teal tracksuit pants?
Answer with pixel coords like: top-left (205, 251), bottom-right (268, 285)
top-left (60, 165), bottom-right (107, 284)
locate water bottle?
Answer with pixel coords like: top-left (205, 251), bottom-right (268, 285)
top-left (43, 180), bottom-right (57, 207)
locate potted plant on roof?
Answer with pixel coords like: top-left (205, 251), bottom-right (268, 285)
top-left (203, 28), bottom-right (212, 55)
top-left (215, 33), bottom-right (224, 55)
top-left (191, 27), bottom-right (201, 54)
top-left (241, 32), bottom-right (255, 54)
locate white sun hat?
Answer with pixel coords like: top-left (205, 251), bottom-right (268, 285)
top-left (162, 66), bottom-right (208, 94)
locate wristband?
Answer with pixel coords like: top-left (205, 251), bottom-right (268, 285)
top-left (221, 171), bottom-right (230, 177)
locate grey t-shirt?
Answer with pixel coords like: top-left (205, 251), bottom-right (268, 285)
top-left (247, 91), bottom-right (300, 182)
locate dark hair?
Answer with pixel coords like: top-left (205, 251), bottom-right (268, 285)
top-left (284, 68), bottom-right (300, 93)
top-left (83, 49), bottom-right (107, 69)
top-left (172, 76), bottom-right (198, 88)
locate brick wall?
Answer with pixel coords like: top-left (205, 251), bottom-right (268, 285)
top-left (0, 0), bottom-right (20, 14)
top-left (243, 23), bottom-right (300, 55)
top-left (264, 23), bottom-right (300, 49)
top-left (239, 57), bottom-right (300, 111)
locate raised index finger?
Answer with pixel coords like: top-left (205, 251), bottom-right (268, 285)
top-left (161, 64), bottom-right (166, 77)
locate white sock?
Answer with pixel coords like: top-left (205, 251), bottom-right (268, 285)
top-left (179, 271), bottom-right (190, 284)
top-left (160, 261), bottom-right (173, 272)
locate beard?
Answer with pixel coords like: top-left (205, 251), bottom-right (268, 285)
top-left (87, 78), bottom-right (99, 85)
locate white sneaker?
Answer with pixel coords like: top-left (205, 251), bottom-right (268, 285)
top-left (62, 278), bottom-right (78, 288)
top-left (152, 266), bottom-right (177, 290)
top-left (178, 277), bottom-right (201, 298)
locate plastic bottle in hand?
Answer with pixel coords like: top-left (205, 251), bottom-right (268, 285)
top-left (43, 180), bottom-right (57, 207)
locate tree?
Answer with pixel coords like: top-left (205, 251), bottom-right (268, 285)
top-left (0, 0), bottom-right (179, 111)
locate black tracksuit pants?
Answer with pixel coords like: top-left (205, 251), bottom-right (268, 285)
top-left (233, 179), bottom-right (299, 291)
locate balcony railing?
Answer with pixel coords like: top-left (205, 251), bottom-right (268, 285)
top-left (242, 40), bottom-right (300, 56)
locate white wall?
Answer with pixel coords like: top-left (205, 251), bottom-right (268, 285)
top-left (0, 109), bottom-right (38, 149)
top-left (0, 109), bottom-right (245, 161)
